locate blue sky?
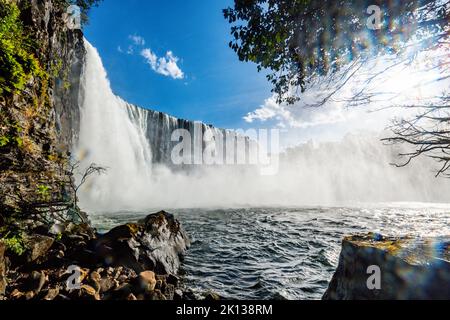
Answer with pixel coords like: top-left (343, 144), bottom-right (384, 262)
top-left (84, 0), bottom-right (272, 129)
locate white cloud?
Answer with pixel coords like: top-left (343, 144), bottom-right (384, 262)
top-left (141, 48), bottom-right (158, 66)
top-left (141, 48), bottom-right (184, 80)
top-left (244, 95), bottom-right (347, 129)
top-left (129, 34), bottom-right (146, 46)
top-left (118, 34), bottom-right (185, 80)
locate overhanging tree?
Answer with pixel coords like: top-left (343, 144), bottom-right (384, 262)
top-left (224, 0), bottom-right (450, 175)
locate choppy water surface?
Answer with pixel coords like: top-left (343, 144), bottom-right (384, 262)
top-left (91, 204), bottom-right (450, 300)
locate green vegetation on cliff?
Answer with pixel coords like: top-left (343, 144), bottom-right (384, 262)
top-left (0, 0), bottom-right (46, 96)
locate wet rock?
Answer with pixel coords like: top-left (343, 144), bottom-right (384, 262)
top-left (323, 233), bottom-right (450, 300)
top-left (137, 212), bottom-right (190, 274)
top-left (96, 211), bottom-right (190, 275)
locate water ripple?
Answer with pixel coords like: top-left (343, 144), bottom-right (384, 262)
top-left (91, 204), bottom-right (450, 300)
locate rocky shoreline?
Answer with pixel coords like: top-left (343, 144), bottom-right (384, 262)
top-left (2, 213), bottom-right (449, 301)
top-left (0, 211), bottom-right (219, 301)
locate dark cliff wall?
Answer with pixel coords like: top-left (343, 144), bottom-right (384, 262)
top-left (0, 0), bottom-right (83, 222)
top-left (52, 28), bottom-right (84, 151)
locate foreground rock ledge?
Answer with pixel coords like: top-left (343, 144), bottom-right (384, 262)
top-left (1, 211), bottom-right (198, 301)
top-left (95, 211), bottom-right (191, 275)
top-left (323, 233), bottom-right (450, 300)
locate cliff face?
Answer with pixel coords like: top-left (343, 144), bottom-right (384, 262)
top-left (29, 0), bottom-right (84, 151)
top-left (126, 103), bottom-right (252, 166)
top-left (0, 0), bottom-right (83, 225)
top-left (323, 234), bottom-right (450, 300)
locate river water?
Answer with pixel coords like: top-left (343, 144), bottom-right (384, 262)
top-left (90, 203), bottom-right (450, 300)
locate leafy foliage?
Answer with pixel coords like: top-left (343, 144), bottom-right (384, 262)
top-left (1, 233), bottom-right (25, 256)
top-left (224, 0), bottom-right (449, 104)
top-left (0, 0), bottom-right (46, 95)
top-left (37, 184), bottom-right (51, 202)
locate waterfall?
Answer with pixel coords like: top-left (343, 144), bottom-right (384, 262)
top-left (75, 41), bottom-right (153, 210)
top-left (74, 40), bottom-right (450, 212)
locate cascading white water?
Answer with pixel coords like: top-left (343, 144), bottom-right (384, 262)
top-left (75, 41), bottom-right (153, 210)
top-left (75, 40), bottom-right (450, 212)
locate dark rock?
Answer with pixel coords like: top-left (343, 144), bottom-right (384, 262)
top-left (43, 287), bottom-right (60, 300)
top-left (25, 291), bottom-right (35, 300)
top-left (182, 288), bottom-right (199, 301)
top-left (89, 271), bottom-right (101, 293)
top-left (23, 235), bottom-right (54, 263)
top-left (95, 211), bottom-right (190, 275)
top-left (323, 233), bottom-right (450, 300)
top-left (126, 293), bottom-right (137, 301)
top-left (79, 284), bottom-right (100, 300)
top-left (11, 289), bottom-right (24, 300)
top-left (163, 283), bottom-right (175, 300)
top-left (155, 280), bottom-right (163, 291)
top-left (204, 292), bottom-right (221, 301)
top-left (174, 289), bottom-right (183, 300)
top-left (29, 271), bottom-right (46, 294)
top-left (112, 283), bottom-right (134, 299)
top-left (150, 289), bottom-right (167, 301)
top-left (167, 274), bottom-right (179, 286)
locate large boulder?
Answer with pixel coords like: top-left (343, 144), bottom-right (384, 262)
top-left (94, 211), bottom-right (190, 275)
top-left (323, 233), bottom-right (450, 300)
